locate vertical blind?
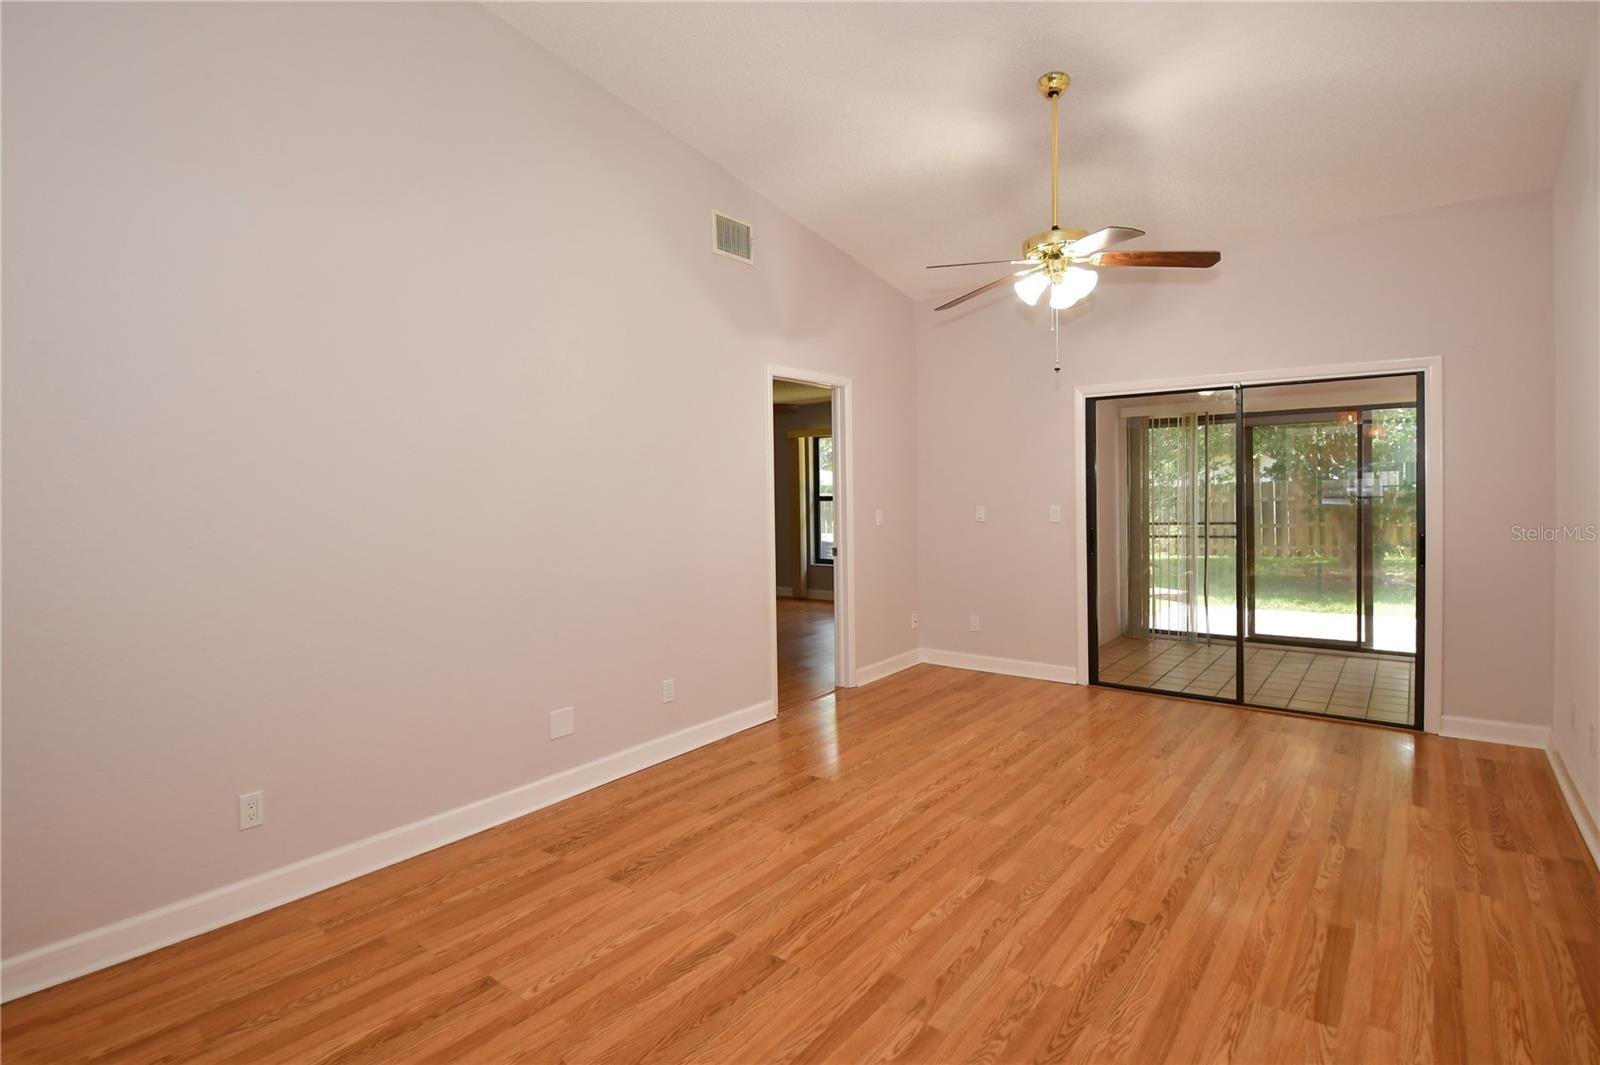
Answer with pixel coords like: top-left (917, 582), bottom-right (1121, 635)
top-left (1126, 413), bottom-right (1236, 641)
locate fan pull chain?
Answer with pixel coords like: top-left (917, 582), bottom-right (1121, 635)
top-left (1052, 306), bottom-right (1062, 373)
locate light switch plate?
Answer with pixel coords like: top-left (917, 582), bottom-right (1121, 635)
top-left (550, 706), bottom-right (575, 739)
top-left (975, 505), bottom-right (986, 522)
top-left (1049, 505), bottom-right (1062, 524)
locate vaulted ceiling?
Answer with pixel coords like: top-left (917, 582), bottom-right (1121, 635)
top-left (494, 2), bottom-right (1597, 301)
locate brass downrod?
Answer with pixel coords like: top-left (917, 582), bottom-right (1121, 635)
top-left (1050, 92), bottom-right (1060, 228)
top-left (1037, 71), bottom-right (1071, 230)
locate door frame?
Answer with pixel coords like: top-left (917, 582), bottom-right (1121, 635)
top-left (1073, 356), bottom-right (1443, 735)
top-left (766, 366), bottom-right (855, 707)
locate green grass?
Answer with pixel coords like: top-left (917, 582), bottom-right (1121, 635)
top-left (1149, 554), bottom-right (1416, 616)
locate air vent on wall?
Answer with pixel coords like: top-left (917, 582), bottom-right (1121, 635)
top-left (712, 212), bottom-right (753, 263)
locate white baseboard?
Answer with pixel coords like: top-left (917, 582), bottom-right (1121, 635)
top-left (853, 648), bottom-right (922, 686)
top-left (920, 649), bottom-right (1078, 685)
top-left (1439, 715), bottom-right (1550, 749)
top-left (805, 589), bottom-right (834, 602)
top-left (0, 699), bottom-right (776, 1003)
top-left (775, 586), bottom-right (793, 598)
top-left (1547, 745), bottom-right (1600, 871)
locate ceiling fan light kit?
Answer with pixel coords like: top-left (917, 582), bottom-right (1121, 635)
top-left (1013, 270), bottom-right (1050, 306)
top-left (1051, 265), bottom-right (1099, 309)
top-left (928, 71), bottom-right (1222, 371)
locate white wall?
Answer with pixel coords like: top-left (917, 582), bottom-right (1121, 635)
top-left (0, 3), bottom-right (919, 960)
top-left (915, 190), bottom-right (1556, 727)
top-left (1550, 34), bottom-right (1600, 824)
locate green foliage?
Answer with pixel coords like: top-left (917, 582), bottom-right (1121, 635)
top-left (1139, 405), bottom-right (1420, 618)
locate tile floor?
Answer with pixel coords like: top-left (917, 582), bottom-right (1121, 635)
top-left (1096, 634), bottom-right (1415, 725)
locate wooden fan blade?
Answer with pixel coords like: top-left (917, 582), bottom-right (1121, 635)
top-left (1067, 227), bottom-right (1144, 257)
top-left (934, 265), bottom-right (1041, 312)
top-left (926, 259), bottom-right (1034, 269)
top-left (1091, 250), bottom-right (1221, 268)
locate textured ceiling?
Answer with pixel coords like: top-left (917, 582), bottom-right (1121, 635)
top-left (493, 2), bottom-right (1597, 300)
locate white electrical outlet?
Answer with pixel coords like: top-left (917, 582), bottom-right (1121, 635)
top-left (875, 508), bottom-right (884, 527)
top-left (975, 505), bottom-right (986, 522)
top-left (550, 706), bottom-right (575, 739)
top-left (238, 791), bottom-right (264, 831)
top-left (662, 679), bottom-right (675, 703)
top-left (911, 612), bottom-right (919, 630)
top-left (969, 614), bottom-right (981, 632)
top-left (1049, 505), bottom-right (1062, 524)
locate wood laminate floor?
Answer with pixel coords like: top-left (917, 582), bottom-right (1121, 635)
top-left (4, 667), bottom-right (1598, 1064)
top-left (777, 597), bottom-right (834, 710)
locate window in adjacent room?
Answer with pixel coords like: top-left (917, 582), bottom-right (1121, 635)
top-left (810, 435), bottom-right (834, 564)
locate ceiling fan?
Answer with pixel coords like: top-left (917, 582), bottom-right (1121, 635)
top-left (929, 71), bottom-right (1220, 365)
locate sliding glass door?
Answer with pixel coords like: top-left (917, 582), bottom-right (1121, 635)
top-left (1367, 406), bottom-right (1420, 653)
top-left (1247, 413), bottom-right (1362, 646)
top-left (1242, 384), bottom-right (1419, 654)
top-left (1088, 388), bottom-right (1241, 700)
top-left (1088, 373), bottom-right (1423, 728)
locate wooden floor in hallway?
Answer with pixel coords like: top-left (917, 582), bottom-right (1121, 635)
top-left (776, 596), bottom-right (834, 710)
top-left (4, 666), bottom-right (1597, 1064)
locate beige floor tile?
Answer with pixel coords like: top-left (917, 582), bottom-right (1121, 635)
top-left (1096, 634), bottom-right (1416, 726)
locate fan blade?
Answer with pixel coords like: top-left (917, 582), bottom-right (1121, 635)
top-left (1067, 227), bottom-right (1145, 258)
top-left (934, 265), bottom-right (1041, 312)
top-left (926, 259), bottom-right (1034, 269)
top-left (1091, 250), bottom-right (1221, 268)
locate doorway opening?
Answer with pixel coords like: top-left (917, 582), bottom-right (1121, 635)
top-left (1086, 372), bottom-right (1425, 728)
top-left (772, 377), bottom-right (839, 710)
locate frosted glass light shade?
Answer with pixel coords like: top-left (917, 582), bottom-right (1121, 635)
top-left (1013, 271), bottom-right (1050, 306)
top-left (1051, 266), bottom-right (1100, 310)
top-left (1066, 265), bottom-right (1099, 298)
